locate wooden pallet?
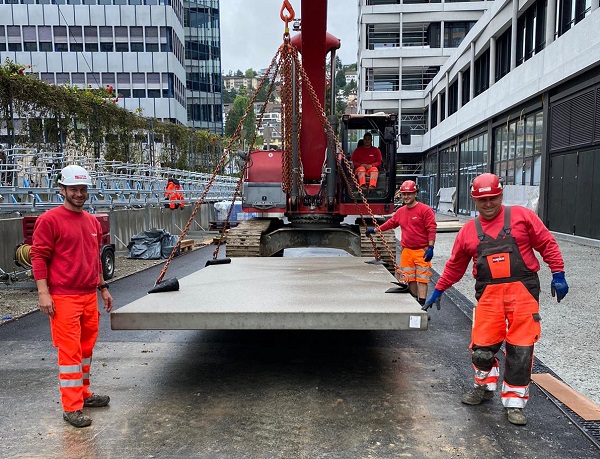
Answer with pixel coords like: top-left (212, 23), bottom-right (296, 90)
top-left (180, 239), bottom-right (194, 253)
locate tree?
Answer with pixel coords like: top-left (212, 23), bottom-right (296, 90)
top-left (244, 68), bottom-right (257, 78)
top-left (222, 87), bottom-right (237, 104)
top-left (335, 69), bottom-right (347, 91)
top-left (224, 94), bottom-right (256, 140)
top-left (254, 78), bottom-right (271, 103)
top-left (235, 69), bottom-right (244, 77)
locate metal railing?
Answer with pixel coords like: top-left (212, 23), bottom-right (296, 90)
top-left (0, 148), bottom-right (238, 213)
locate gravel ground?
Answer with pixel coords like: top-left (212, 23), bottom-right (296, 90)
top-left (2, 228), bottom-right (598, 408)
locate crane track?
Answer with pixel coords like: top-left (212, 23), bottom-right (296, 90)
top-left (360, 231), bottom-right (397, 274)
top-left (225, 219), bottom-right (272, 257)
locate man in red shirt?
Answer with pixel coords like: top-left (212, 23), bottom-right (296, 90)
top-left (423, 173), bottom-right (569, 426)
top-left (366, 180), bottom-right (437, 304)
top-left (31, 165), bottom-right (114, 428)
top-left (351, 132), bottom-right (382, 189)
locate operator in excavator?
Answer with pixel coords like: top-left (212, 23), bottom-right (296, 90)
top-left (365, 180), bottom-right (437, 305)
top-left (351, 132), bottom-right (382, 189)
top-left (422, 172), bottom-right (569, 426)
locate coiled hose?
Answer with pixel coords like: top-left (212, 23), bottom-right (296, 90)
top-left (14, 244), bottom-right (32, 269)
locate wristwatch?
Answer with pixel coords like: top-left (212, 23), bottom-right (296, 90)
top-left (98, 283), bottom-right (109, 291)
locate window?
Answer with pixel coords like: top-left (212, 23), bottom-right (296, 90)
top-left (100, 26), bottom-right (112, 51)
top-left (558, 0), bottom-right (592, 36)
top-left (474, 49), bottom-right (490, 96)
top-left (462, 67), bottom-right (470, 105)
top-left (130, 26), bottom-right (143, 52)
top-left (23, 26), bottom-right (37, 52)
top-left (133, 89), bottom-right (146, 98)
top-left (365, 68), bottom-right (399, 92)
top-left (459, 132), bottom-right (488, 215)
top-left (444, 22), bottom-right (475, 48)
top-left (7, 26), bottom-right (21, 52)
top-left (368, 23), bottom-right (401, 49)
top-left (402, 66), bottom-right (439, 90)
top-left (493, 110), bottom-right (543, 186)
top-left (84, 26), bottom-right (98, 52)
top-left (495, 28), bottom-right (511, 82)
top-left (448, 80), bottom-right (459, 116)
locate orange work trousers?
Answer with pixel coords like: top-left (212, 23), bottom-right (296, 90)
top-left (470, 281), bottom-right (540, 408)
top-left (400, 247), bottom-right (432, 284)
top-left (50, 292), bottom-right (99, 412)
top-left (355, 166), bottom-right (379, 188)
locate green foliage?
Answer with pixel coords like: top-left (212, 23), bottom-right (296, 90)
top-left (0, 59), bottom-right (225, 173)
top-left (224, 94), bottom-right (256, 139)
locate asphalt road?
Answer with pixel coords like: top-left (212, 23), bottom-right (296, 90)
top-left (1, 245), bottom-right (598, 459)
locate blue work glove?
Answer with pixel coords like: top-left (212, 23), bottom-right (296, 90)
top-left (365, 227), bottom-right (375, 237)
top-left (424, 245), bottom-right (434, 262)
top-left (422, 289), bottom-right (443, 311)
top-left (551, 272), bottom-right (568, 303)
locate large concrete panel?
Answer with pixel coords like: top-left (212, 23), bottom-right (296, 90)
top-left (111, 257), bottom-right (429, 331)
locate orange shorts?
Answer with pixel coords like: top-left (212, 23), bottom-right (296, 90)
top-left (400, 247), bottom-right (432, 284)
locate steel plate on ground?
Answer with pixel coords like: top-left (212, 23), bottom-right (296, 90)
top-left (110, 257), bottom-right (428, 331)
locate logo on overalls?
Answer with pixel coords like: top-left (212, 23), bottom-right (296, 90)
top-left (492, 255), bottom-right (505, 263)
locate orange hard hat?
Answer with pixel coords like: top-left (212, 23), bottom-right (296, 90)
top-left (400, 180), bottom-right (418, 193)
top-left (471, 173), bottom-right (503, 198)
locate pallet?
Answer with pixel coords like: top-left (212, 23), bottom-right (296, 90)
top-left (180, 239), bottom-right (194, 253)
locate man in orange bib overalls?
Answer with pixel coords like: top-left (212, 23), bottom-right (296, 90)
top-left (423, 173), bottom-right (569, 426)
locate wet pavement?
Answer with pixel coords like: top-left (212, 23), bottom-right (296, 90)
top-left (1, 245), bottom-right (599, 458)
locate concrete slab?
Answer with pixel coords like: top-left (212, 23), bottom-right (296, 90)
top-left (111, 257), bottom-right (428, 330)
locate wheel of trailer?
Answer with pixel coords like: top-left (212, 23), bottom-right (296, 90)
top-left (101, 246), bottom-right (115, 280)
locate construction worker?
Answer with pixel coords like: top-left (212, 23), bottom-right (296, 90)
top-left (365, 180), bottom-right (436, 305)
top-left (423, 173), bottom-right (569, 426)
top-left (165, 177), bottom-right (185, 210)
top-left (351, 132), bottom-right (382, 189)
top-left (30, 165), bottom-right (113, 428)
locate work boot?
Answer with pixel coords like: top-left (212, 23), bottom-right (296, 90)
top-left (63, 410), bottom-right (92, 428)
top-left (506, 408), bottom-right (527, 425)
top-left (461, 385), bottom-right (494, 405)
top-left (83, 394), bottom-right (110, 408)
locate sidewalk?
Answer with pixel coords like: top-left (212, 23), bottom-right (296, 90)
top-left (430, 214), bottom-right (600, 406)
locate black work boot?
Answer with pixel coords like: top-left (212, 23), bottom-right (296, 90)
top-left (461, 385), bottom-right (494, 405)
top-left (63, 410), bottom-right (92, 428)
top-left (83, 394), bottom-right (110, 408)
top-left (506, 408), bottom-right (527, 425)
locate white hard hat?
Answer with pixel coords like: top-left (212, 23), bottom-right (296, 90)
top-left (57, 165), bottom-right (93, 186)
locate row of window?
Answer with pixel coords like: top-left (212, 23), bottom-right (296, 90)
top-left (34, 71), bottom-right (186, 105)
top-left (421, 110), bottom-right (543, 214)
top-left (366, 21), bottom-right (475, 50)
top-left (0, 25), bottom-right (184, 66)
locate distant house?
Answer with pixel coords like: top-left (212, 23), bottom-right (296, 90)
top-left (345, 71), bottom-right (358, 85)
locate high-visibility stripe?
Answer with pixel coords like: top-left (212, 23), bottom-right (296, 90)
top-left (501, 381), bottom-right (530, 408)
top-left (82, 357), bottom-right (92, 366)
top-left (83, 372), bottom-right (89, 380)
top-left (60, 379), bottom-right (83, 387)
top-left (59, 365), bottom-right (81, 373)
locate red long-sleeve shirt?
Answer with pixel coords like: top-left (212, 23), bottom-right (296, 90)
top-left (30, 206), bottom-right (103, 295)
top-left (435, 205), bottom-right (565, 292)
top-left (379, 202), bottom-right (437, 249)
top-left (351, 146), bottom-right (382, 169)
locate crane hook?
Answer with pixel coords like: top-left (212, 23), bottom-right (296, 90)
top-left (280, 0), bottom-right (295, 24)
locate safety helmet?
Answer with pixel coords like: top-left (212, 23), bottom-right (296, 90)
top-left (470, 173), bottom-right (503, 198)
top-left (399, 180), bottom-right (418, 193)
top-left (57, 165), bottom-right (93, 187)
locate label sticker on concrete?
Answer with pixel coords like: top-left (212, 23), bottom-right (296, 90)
top-left (409, 315), bottom-right (422, 328)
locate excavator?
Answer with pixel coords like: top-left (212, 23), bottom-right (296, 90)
top-left (111, 0), bottom-right (427, 332)
top-left (224, 0), bottom-right (413, 269)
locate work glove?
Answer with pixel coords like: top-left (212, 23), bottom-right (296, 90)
top-left (365, 227), bottom-right (375, 237)
top-left (424, 245), bottom-right (434, 262)
top-left (422, 289), bottom-right (443, 311)
top-left (551, 272), bottom-right (569, 303)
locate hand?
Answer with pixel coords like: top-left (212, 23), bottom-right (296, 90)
top-left (100, 289), bottom-right (114, 313)
top-left (424, 245), bottom-right (434, 262)
top-left (365, 227), bottom-right (375, 237)
top-left (38, 292), bottom-right (55, 318)
top-left (422, 289), bottom-right (443, 311)
top-left (551, 272), bottom-right (568, 303)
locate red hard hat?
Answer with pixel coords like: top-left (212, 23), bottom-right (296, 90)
top-left (400, 180), bottom-right (418, 193)
top-left (471, 173), bottom-right (503, 198)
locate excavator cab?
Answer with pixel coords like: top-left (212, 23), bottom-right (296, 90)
top-left (340, 113), bottom-right (399, 205)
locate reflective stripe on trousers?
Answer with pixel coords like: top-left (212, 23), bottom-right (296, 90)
top-left (50, 292), bottom-right (99, 412)
top-left (400, 247), bottom-right (432, 284)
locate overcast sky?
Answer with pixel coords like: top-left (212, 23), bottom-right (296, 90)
top-left (219, 0), bottom-right (358, 74)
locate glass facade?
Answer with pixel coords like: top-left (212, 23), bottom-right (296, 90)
top-left (458, 132), bottom-right (488, 215)
top-left (184, 0), bottom-right (223, 133)
top-left (493, 111), bottom-right (543, 187)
